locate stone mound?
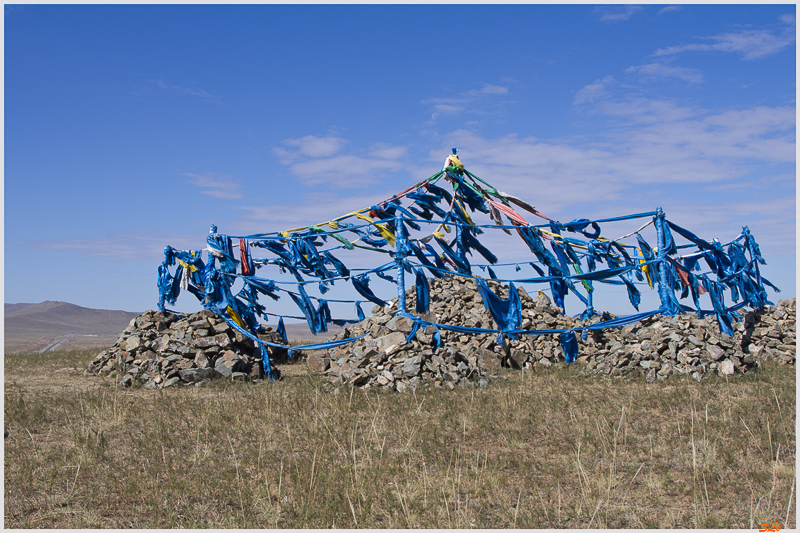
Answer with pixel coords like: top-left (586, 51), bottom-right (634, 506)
top-left (309, 275), bottom-right (795, 389)
top-left (87, 276), bottom-right (795, 390)
top-left (86, 309), bottom-right (286, 388)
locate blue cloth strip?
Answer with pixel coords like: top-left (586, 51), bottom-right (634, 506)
top-left (160, 173), bottom-right (777, 376)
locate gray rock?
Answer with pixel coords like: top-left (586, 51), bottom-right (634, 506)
top-left (122, 336), bottom-right (142, 353)
top-left (534, 292), bottom-right (551, 307)
top-left (178, 369), bottom-right (200, 383)
top-left (718, 359), bottom-right (735, 376)
top-left (195, 333), bottom-right (232, 349)
top-left (386, 316), bottom-right (415, 333)
top-left (401, 355), bottom-right (423, 377)
top-left (706, 345), bottom-right (726, 361)
top-left (89, 278), bottom-right (796, 390)
top-left (307, 353), bottom-right (330, 373)
top-left (215, 357), bottom-right (244, 377)
top-left (377, 331), bottom-right (407, 354)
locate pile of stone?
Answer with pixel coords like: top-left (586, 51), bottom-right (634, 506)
top-left (308, 275), bottom-right (795, 388)
top-left (87, 276), bottom-right (794, 390)
top-left (575, 297), bottom-right (796, 381)
top-left (86, 309), bottom-right (286, 388)
top-left (307, 312), bottom-right (495, 392)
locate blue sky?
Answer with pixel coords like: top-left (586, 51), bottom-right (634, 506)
top-left (4, 4), bottom-right (796, 320)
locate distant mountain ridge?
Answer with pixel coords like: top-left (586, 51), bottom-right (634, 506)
top-left (4, 301), bottom-right (142, 353)
top-left (3, 301), bottom-right (339, 353)
top-left (5, 301), bottom-right (141, 330)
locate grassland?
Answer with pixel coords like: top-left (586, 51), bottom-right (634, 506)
top-left (4, 348), bottom-right (796, 528)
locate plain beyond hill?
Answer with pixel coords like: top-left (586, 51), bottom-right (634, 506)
top-left (3, 301), bottom-right (337, 354)
top-left (4, 301), bottom-right (141, 354)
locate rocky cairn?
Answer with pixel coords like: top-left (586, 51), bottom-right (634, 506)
top-left (88, 276), bottom-right (795, 390)
top-left (311, 276), bottom-right (796, 390)
top-left (87, 310), bottom-right (286, 388)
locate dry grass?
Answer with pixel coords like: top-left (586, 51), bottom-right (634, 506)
top-left (4, 348), bottom-right (796, 528)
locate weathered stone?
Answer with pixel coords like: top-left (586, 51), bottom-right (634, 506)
top-left (194, 352), bottom-right (210, 369)
top-left (164, 354), bottom-right (182, 364)
top-left (706, 345), bottom-right (726, 361)
top-left (219, 349), bottom-right (239, 362)
top-left (178, 367), bottom-right (219, 383)
top-left (509, 350), bottom-right (528, 369)
top-left (401, 355), bottom-right (423, 377)
top-left (161, 376), bottom-right (180, 388)
top-left (215, 357), bottom-right (244, 378)
top-left (307, 353), bottom-right (330, 373)
top-left (386, 315), bottom-right (415, 333)
top-left (90, 277), bottom-right (795, 390)
top-left (178, 369), bottom-right (199, 383)
top-left (195, 333), bottom-right (232, 349)
top-left (534, 292), bottom-right (551, 307)
top-left (212, 321), bottom-right (231, 334)
top-left (718, 359), bottom-right (735, 376)
top-left (377, 331), bottom-right (407, 353)
top-left (122, 336), bottom-right (143, 352)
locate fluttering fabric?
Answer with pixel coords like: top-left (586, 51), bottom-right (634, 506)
top-left (156, 152), bottom-right (778, 379)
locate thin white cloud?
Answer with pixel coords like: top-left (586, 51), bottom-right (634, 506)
top-left (282, 135), bottom-right (347, 159)
top-left (148, 79), bottom-right (216, 99)
top-left (653, 17), bottom-right (796, 60)
top-left (625, 63), bottom-right (703, 84)
top-left (466, 84), bottom-right (509, 96)
top-left (426, 98), bottom-right (794, 258)
top-left (368, 143), bottom-right (408, 160)
top-left (274, 137), bottom-right (409, 187)
top-left (286, 155), bottom-right (395, 187)
top-left (184, 172), bottom-right (243, 199)
top-left (29, 231), bottom-right (203, 262)
top-left (424, 83), bottom-right (511, 119)
top-left (573, 76), bottom-right (616, 105)
top-left (235, 191), bottom-right (394, 234)
top-left (657, 5), bottom-right (681, 15)
top-left (596, 5), bottom-right (643, 22)
top-left (612, 193), bottom-right (796, 259)
top-left (431, 103), bottom-right (464, 115)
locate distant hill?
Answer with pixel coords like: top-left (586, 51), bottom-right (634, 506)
top-left (278, 322), bottom-right (343, 342)
top-left (5, 303), bottom-right (36, 312)
top-left (3, 301), bottom-right (344, 353)
top-left (4, 301), bottom-right (141, 354)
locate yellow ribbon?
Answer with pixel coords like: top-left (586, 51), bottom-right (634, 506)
top-left (456, 199), bottom-right (475, 225)
top-left (638, 247), bottom-right (653, 289)
top-left (434, 223), bottom-right (451, 234)
top-left (355, 212), bottom-right (395, 246)
top-left (445, 154), bottom-right (464, 170)
top-left (178, 260), bottom-right (198, 273)
top-left (226, 306), bottom-right (247, 328)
